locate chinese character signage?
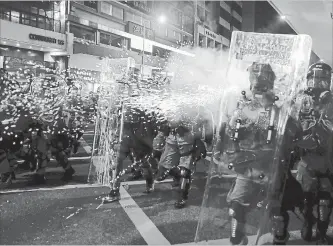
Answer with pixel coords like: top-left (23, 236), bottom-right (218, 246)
top-left (126, 22), bottom-right (155, 41)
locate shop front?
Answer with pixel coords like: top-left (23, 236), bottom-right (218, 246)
top-left (196, 24), bottom-right (223, 49)
top-left (0, 19), bottom-right (72, 82)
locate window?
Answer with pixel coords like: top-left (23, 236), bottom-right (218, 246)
top-left (101, 2), bottom-right (112, 15)
top-left (219, 25), bottom-right (231, 40)
top-left (112, 5), bottom-right (123, 20)
top-left (219, 17), bottom-right (230, 30)
top-left (165, 28), bottom-right (168, 37)
top-left (173, 31), bottom-right (176, 37)
top-left (220, 1), bottom-right (231, 13)
top-left (37, 16), bottom-right (46, 29)
top-left (232, 10), bottom-right (242, 23)
top-left (220, 7), bottom-right (231, 23)
top-left (232, 2), bottom-right (242, 17)
top-left (178, 33), bottom-right (182, 42)
top-left (100, 32), bottom-right (124, 48)
top-left (11, 11), bottom-right (20, 23)
top-left (83, 1), bottom-right (97, 10)
top-left (0, 4), bottom-right (61, 32)
top-left (0, 7), bottom-right (10, 21)
top-left (232, 17), bottom-right (242, 31)
top-left (71, 24), bottom-right (96, 42)
top-left (183, 14), bottom-right (194, 34)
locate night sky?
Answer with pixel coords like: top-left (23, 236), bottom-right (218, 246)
top-left (253, 1), bottom-right (319, 62)
top-left (254, 1), bottom-right (296, 34)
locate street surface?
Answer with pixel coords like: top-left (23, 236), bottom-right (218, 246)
top-left (1, 127), bottom-right (333, 245)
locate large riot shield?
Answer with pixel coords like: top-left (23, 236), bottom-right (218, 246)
top-left (195, 31), bottom-right (312, 245)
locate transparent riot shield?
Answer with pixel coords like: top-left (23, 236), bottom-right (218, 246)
top-left (88, 57), bottom-right (135, 185)
top-left (195, 31), bottom-right (312, 245)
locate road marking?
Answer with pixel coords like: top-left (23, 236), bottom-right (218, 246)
top-left (84, 130), bottom-right (94, 134)
top-left (0, 183), bottom-right (106, 194)
top-left (16, 156), bottom-right (91, 164)
top-left (118, 184), bottom-right (171, 245)
top-left (122, 178), bottom-right (173, 186)
top-left (0, 179), bottom-right (172, 195)
top-left (80, 138), bottom-right (92, 154)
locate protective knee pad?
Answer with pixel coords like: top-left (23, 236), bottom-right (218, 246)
top-left (179, 167), bottom-right (191, 190)
top-left (318, 192), bottom-right (332, 223)
top-left (271, 211), bottom-right (289, 244)
top-left (229, 202), bottom-right (246, 245)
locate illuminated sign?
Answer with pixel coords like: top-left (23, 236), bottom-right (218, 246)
top-left (205, 29), bottom-right (217, 40)
top-left (126, 22), bottom-right (155, 40)
top-left (29, 34), bottom-right (65, 45)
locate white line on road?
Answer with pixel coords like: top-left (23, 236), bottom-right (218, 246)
top-left (16, 156), bottom-right (91, 164)
top-left (0, 183), bottom-right (107, 194)
top-left (80, 138), bottom-right (92, 154)
top-left (118, 184), bottom-right (171, 245)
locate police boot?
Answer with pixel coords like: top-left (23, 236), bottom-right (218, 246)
top-left (316, 221), bottom-right (330, 245)
top-left (155, 166), bottom-right (169, 182)
top-left (272, 212), bottom-right (290, 245)
top-left (174, 182), bottom-right (190, 209)
top-left (174, 167), bottom-right (191, 209)
top-left (73, 140), bottom-right (80, 154)
top-left (301, 193), bottom-right (315, 242)
top-left (316, 194), bottom-right (332, 245)
top-left (104, 189), bottom-right (120, 203)
top-left (62, 167), bottom-right (75, 182)
top-left (143, 168), bottom-right (154, 194)
top-left (33, 173), bottom-right (46, 185)
top-left (229, 203), bottom-right (248, 245)
top-left (0, 172), bottom-right (13, 188)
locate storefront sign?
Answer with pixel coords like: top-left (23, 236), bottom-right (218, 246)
top-left (29, 34), bottom-right (65, 45)
top-left (205, 29), bottom-right (217, 40)
top-left (70, 67), bottom-right (100, 83)
top-left (126, 22), bottom-right (155, 40)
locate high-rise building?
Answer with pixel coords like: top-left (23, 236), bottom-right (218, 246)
top-left (217, 1), bottom-right (242, 48)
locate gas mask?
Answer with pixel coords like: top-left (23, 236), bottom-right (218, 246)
top-left (305, 62), bottom-right (332, 100)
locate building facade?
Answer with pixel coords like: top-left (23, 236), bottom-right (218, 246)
top-left (67, 0), bottom-right (196, 78)
top-left (0, 1), bottom-right (72, 79)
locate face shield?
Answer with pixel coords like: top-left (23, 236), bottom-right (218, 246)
top-left (307, 68), bottom-right (331, 91)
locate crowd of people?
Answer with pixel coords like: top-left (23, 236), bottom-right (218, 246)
top-left (0, 68), bottom-right (97, 187)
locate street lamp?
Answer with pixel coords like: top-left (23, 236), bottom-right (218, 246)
top-left (158, 15), bottom-right (166, 24)
top-left (280, 15), bottom-right (286, 20)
